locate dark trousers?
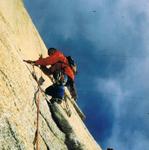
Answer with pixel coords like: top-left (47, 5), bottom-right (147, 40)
top-left (45, 83), bottom-right (65, 99)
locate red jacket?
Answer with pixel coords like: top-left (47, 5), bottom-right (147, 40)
top-left (35, 50), bottom-right (75, 80)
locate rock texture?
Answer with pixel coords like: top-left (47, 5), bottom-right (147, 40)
top-left (0, 0), bottom-right (102, 150)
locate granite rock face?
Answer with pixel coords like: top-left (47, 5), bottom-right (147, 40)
top-left (0, 0), bottom-right (102, 150)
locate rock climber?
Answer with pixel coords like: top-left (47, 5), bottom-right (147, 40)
top-left (24, 48), bottom-right (77, 103)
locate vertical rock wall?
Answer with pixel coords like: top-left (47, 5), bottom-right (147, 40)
top-left (0, 0), bottom-right (102, 150)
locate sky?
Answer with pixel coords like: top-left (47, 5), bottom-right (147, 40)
top-left (24, 0), bottom-right (149, 149)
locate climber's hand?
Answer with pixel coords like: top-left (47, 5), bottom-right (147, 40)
top-left (39, 54), bottom-right (43, 59)
top-left (23, 60), bottom-right (35, 65)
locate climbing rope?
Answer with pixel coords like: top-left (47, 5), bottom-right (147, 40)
top-left (32, 65), bottom-right (42, 150)
top-left (33, 52), bottom-right (44, 150)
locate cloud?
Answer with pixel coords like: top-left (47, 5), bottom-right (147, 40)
top-left (96, 58), bottom-right (149, 149)
top-left (96, 78), bottom-right (125, 115)
top-left (24, 0), bottom-right (149, 149)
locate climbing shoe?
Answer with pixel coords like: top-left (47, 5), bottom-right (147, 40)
top-left (55, 98), bottom-right (63, 104)
top-left (50, 98), bottom-right (62, 104)
top-left (50, 98), bottom-right (55, 104)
